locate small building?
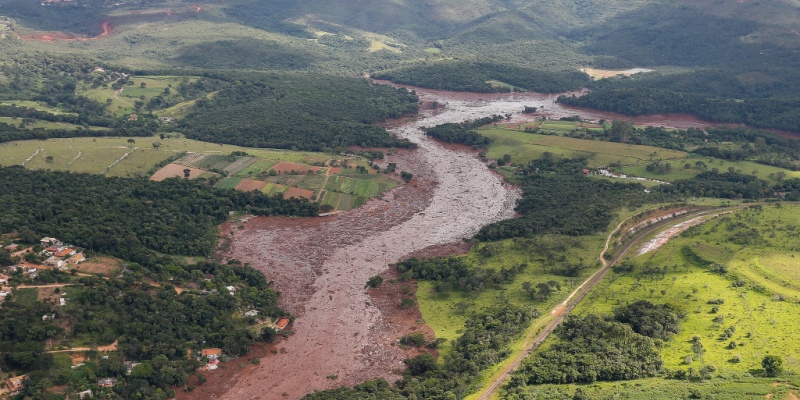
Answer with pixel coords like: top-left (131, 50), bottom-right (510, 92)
top-left (7, 375), bottom-right (27, 392)
top-left (225, 286), bottom-right (236, 295)
top-left (0, 278), bottom-right (6, 284)
top-left (40, 237), bottom-right (58, 246)
top-left (59, 297), bottom-right (66, 306)
top-left (201, 348), bottom-right (222, 360)
top-left (42, 314), bottom-right (55, 321)
top-left (244, 310), bottom-right (259, 317)
top-left (78, 389), bottom-right (93, 399)
top-left (45, 245), bottom-right (59, 253)
top-left (27, 268), bottom-right (38, 278)
top-left (0, 291), bottom-right (8, 299)
top-left (4, 243), bottom-right (19, 251)
top-left (96, 377), bottom-right (118, 387)
top-left (55, 248), bottom-right (76, 258)
top-left (581, 169), bottom-right (590, 175)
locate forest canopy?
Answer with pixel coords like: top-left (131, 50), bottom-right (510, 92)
top-left (0, 167), bottom-right (318, 259)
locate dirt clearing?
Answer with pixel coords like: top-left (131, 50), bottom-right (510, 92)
top-left (149, 163), bottom-right (205, 181)
top-left (234, 179), bottom-right (268, 192)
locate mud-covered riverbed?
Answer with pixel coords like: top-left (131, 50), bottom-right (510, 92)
top-left (211, 92), bottom-right (522, 400)
top-left (194, 82), bottom-right (781, 399)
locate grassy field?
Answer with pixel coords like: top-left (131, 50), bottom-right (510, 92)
top-left (479, 126), bottom-right (685, 168)
top-left (514, 376), bottom-right (799, 399)
top-left (479, 125), bottom-right (800, 184)
top-left (572, 203), bottom-right (800, 377)
top-left (78, 76), bottom-right (196, 116)
top-left (417, 233), bottom-right (607, 359)
top-left (0, 136), bottom-right (334, 177)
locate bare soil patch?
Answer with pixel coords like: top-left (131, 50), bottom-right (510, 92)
top-left (74, 256), bottom-right (120, 276)
top-left (234, 179), bottom-right (267, 192)
top-left (283, 187), bottom-right (314, 200)
top-left (149, 163), bottom-right (205, 181)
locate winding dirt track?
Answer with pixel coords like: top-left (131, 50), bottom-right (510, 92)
top-left (218, 97), bottom-right (522, 400)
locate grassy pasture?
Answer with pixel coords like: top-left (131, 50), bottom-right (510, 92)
top-left (480, 125), bottom-right (800, 184)
top-left (0, 137), bottom-right (335, 177)
top-left (515, 376), bottom-right (798, 399)
top-left (574, 204), bottom-right (800, 375)
top-left (78, 76), bottom-right (197, 116)
top-left (622, 154), bottom-right (800, 183)
top-left (480, 126), bottom-right (686, 168)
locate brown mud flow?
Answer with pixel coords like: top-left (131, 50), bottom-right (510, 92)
top-left (209, 84), bottom-right (748, 399)
top-left (214, 92), bottom-right (523, 400)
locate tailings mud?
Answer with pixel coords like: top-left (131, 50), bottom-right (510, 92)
top-left (215, 93), bottom-right (521, 400)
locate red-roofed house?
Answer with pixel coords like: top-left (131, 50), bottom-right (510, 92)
top-left (275, 317), bottom-right (290, 330)
top-left (201, 348), bottom-right (222, 360)
top-left (55, 248), bottom-right (76, 258)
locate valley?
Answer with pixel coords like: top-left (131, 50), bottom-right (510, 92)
top-left (2, 0), bottom-right (800, 399)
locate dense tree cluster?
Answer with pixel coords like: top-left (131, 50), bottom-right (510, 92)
top-left (423, 116), bottom-right (500, 146)
top-left (477, 156), bottom-right (663, 240)
top-left (179, 72), bottom-right (418, 151)
top-left (613, 300), bottom-right (684, 341)
top-left (396, 256), bottom-right (527, 294)
top-left (374, 61), bottom-right (589, 93)
top-left (507, 315), bottom-right (663, 387)
top-left (0, 167), bottom-right (318, 259)
top-left (662, 171), bottom-right (772, 200)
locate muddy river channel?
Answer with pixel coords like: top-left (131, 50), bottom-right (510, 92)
top-left (215, 87), bottom-right (721, 399)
